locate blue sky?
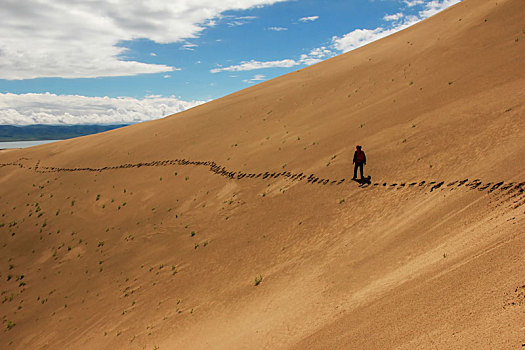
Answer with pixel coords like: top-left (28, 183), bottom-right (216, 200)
top-left (0, 0), bottom-right (459, 125)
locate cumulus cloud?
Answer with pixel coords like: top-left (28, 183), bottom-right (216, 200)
top-left (0, 93), bottom-right (205, 125)
top-left (243, 74), bottom-right (266, 83)
top-left (332, 0), bottom-right (460, 53)
top-left (403, 0), bottom-right (424, 7)
top-left (210, 59), bottom-right (299, 73)
top-left (299, 47), bottom-right (334, 65)
top-left (299, 16), bottom-right (319, 22)
top-left (211, 46), bottom-right (333, 73)
top-left (383, 12), bottom-right (404, 21)
top-left (418, 0), bottom-right (461, 18)
top-left (0, 0), bottom-right (288, 80)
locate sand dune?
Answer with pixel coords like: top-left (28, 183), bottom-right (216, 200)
top-left (1, 0), bottom-right (524, 348)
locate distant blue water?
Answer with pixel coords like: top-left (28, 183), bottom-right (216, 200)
top-left (0, 140), bottom-right (63, 149)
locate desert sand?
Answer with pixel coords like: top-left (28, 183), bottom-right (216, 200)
top-left (0, 0), bottom-right (524, 348)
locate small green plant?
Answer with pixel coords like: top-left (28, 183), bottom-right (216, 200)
top-left (98, 241), bottom-right (105, 247)
top-left (96, 194), bottom-right (100, 201)
top-left (339, 198), bottom-right (345, 204)
top-left (71, 200), bottom-right (75, 206)
top-left (55, 209), bottom-right (60, 216)
top-left (6, 320), bottom-right (16, 330)
top-left (191, 231), bottom-right (195, 237)
top-left (254, 274), bottom-right (263, 286)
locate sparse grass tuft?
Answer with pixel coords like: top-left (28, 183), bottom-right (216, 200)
top-left (254, 274), bottom-right (263, 286)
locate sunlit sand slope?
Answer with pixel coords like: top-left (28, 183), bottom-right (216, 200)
top-left (0, 0), bottom-right (524, 348)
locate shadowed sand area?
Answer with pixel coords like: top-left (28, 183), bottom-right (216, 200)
top-left (0, 0), bottom-right (524, 348)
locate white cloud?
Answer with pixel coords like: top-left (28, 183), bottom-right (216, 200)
top-left (268, 27), bottom-right (288, 31)
top-left (332, 28), bottom-right (390, 52)
top-left (243, 74), bottom-right (266, 83)
top-left (227, 15), bottom-right (258, 27)
top-left (403, 0), bottom-right (424, 7)
top-left (299, 16), bottom-right (319, 22)
top-left (182, 42), bottom-right (198, 51)
top-left (383, 12), bottom-right (404, 21)
top-left (332, 0), bottom-right (459, 53)
top-left (163, 75), bottom-right (171, 79)
top-left (0, 93), bottom-right (205, 125)
top-left (0, 0), bottom-right (288, 80)
top-left (150, 52), bottom-right (157, 56)
top-left (419, 0), bottom-right (461, 18)
top-left (212, 45), bottom-right (333, 75)
top-left (210, 59), bottom-right (299, 73)
top-left (299, 46), bottom-right (334, 65)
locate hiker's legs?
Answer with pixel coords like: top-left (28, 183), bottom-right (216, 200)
top-left (359, 163), bottom-right (364, 179)
top-left (353, 163), bottom-right (358, 179)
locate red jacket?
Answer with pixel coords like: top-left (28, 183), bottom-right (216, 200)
top-left (353, 150), bottom-right (366, 163)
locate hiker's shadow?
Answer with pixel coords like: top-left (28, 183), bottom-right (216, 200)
top-left (352, 176), bottom-right (371, 185)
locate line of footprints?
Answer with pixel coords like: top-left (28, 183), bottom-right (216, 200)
top-left (1, 157), bottom-right (524, 210)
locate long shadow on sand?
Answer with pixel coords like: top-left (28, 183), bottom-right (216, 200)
top-left (1, 157), bottom-right (524, 210)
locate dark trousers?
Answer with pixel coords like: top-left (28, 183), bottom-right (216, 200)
top-left (353, 162), bottom-right (364, 179)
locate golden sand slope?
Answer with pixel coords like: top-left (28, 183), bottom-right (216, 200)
top-left (1, 0), bottom-right (524, 348)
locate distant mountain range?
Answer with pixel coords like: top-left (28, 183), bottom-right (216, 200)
top-left (0, 124), bottom-right (129, 141)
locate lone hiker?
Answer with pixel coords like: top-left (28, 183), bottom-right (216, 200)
top-left (352, 145), bottom-right (366, 180)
